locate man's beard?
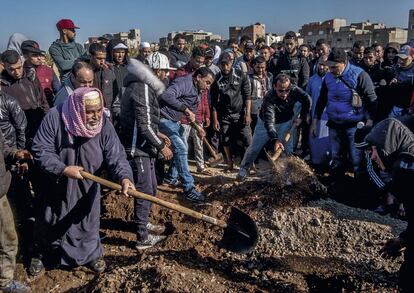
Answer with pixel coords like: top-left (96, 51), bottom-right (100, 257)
top-left (86, 122), bottom-right (99, 130)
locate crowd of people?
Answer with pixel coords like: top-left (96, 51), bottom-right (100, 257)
top-left (0, 18), bottom-right (413, 292)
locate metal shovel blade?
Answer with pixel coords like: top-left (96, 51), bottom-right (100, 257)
top-left (219, 207), bottom-right (259, 254)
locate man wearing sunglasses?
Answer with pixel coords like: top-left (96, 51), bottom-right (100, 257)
top-left (49, 19), bottom-right (86, 81)
top-left (236, 74), bottom-right (311, 182)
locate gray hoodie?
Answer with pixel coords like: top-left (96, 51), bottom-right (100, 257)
top-left (49, 39), bottom-right (86, 80)
top-left (7, 33), bottom-right (28, 60)
top-left (365, 117), bottom-right (414, 169)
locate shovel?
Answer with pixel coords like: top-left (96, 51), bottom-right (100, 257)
top-left (190, 121), bottom-right (224, 168)
top-left (266, 123), bottom-right (296, 166)
top-left (80, 171), bottom-right (258, 254)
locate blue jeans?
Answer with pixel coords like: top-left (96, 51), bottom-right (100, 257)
top-left (159, 119), bottom-right (195, 192)
top-left (329, 126), bottom-right (363, 175)
top-left (239, 118), bottom-right (293, 173)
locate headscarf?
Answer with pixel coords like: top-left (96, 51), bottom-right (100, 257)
top-left (62, 87), bottom-right (104, 138)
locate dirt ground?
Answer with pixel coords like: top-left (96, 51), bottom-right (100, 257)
top-left (13, 157), bottom-right (407, 292)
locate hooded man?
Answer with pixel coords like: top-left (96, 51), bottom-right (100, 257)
top-left (7, 33), bottom-right (28, 61)
top-left (49, 19), bottom-right (86, 81)
top-left (106, 40), bottom-right (129, 130)
top-left (30, 88), bottom-right (134, 274)
top-left (354, 117), bottom-right (414, 293)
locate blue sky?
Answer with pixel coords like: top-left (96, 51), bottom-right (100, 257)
top-left (0, 0), bottom-right (412, 51)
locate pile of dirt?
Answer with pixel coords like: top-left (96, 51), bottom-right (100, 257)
top-left (17, 157), bottom-right (407, 292)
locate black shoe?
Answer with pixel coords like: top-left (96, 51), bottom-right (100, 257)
top-left (88, 258), bottom-right (106, 273)
top-left (29, 257), bottom-right (44, 277)
top-left (184, 188), bottom-right (205, 203)
top-left (0, 280), bottom-right (31, 293)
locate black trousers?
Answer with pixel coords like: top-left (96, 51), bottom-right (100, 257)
top-left (129, 156), bottom-right (157, 241)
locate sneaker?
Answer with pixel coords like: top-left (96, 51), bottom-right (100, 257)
top-left (29, 257), bottom-right (44, 277)
top-left (0, 280), bottom-right (31, 293)
top-left (236, 168), bottom-right (248, 182)
top-left (88, 258), bottom-right (106, 273)
top-left (135, 234), bottom-right (167, 250)
top-left (184, 188), bottom-right (205, 203)
top-left (162, 178), bottom-right (180, 187)
top-left (146, 222), bottom-right (165, 234)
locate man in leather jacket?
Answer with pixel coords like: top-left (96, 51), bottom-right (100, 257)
top-left (236, 74), bottom-right (311, 181)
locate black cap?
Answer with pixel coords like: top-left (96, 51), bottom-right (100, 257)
top-left (219, 52), bottom-right (233, 64)
top-left (98, 34), bottom-right (113, 41)
top-left (21, 40), bottom-right (45, 55)
top-left (354, 122), bottom-right (372, 149)
top-left (324, 47), bottom-right (347, 66)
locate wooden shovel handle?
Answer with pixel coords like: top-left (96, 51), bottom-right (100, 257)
top-left (273, 132), bottom-right (291, 161)
top-left (79, 170), bottom-right (227, 228)
top-left (190, 121), bottom-right (219, 159)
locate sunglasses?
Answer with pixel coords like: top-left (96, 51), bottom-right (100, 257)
top-left (277, 88), bottom-right (291, 93)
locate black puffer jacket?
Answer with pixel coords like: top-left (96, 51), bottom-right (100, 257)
top-left (210, 68), bottom-right (251, 117)
top-left (259, 86), bottom-right (311, 141)
top-left (120, 59), bottom-right (166, 158)
top-left (0, 92), bottom-right (27, 149)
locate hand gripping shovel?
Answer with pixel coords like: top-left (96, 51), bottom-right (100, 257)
top-left (80, 171), bottom-right (258, 254)
top-left (190, 121), bottom-right (224, 168)
top-left (266, 123), bottom-right (296, 168)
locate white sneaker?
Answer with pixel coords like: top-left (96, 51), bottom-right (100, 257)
top-left (146, 222), bottom-right (165, 234)
top-left (135, 234), bottom-right (167, 250)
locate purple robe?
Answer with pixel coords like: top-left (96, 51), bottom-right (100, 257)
top-left (31, 105), bottom-right (133, 266)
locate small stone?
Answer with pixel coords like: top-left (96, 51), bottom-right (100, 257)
top-left (310, 218), bottom-right (322, 227)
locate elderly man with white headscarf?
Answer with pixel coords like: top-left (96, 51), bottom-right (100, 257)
top-left (30, 87), bottom-right (134, 275)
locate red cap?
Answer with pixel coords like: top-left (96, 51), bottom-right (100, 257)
top-left (56, 19), bottom-right (79, 30)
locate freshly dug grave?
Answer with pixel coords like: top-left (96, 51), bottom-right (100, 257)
top-left (16, 157), bottom-right (407, 292)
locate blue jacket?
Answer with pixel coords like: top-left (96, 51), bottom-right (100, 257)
top-left (306, 73), bottom-right (327, 120)
top-left (315, 62), bottom-right (377, 127)
top-left (159, 74), bottom-right (199, 122)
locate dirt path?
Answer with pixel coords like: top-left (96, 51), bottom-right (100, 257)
top-left (15, 158), bottom-right (406, 292)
